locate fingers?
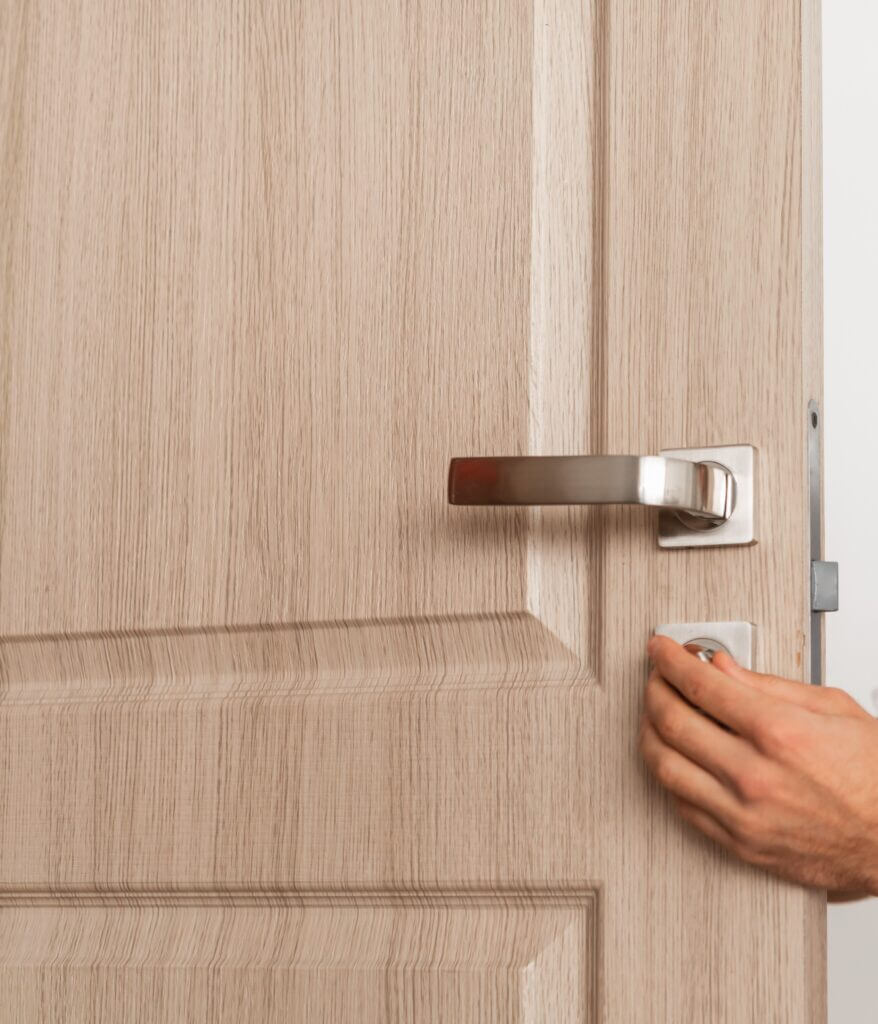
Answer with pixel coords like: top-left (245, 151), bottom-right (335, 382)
top-left (644, 670), bottom-right (759, 792)
top-left (711, 651), bottom-right (868, 718)
top-left (712, 651), bottom-right (817, 707)
top-left (648, 635), bottom-right (772, 737)
top-left (674, 797), bottom-right (739, 853)
top-left (639, 718), bottom-right (745, 827)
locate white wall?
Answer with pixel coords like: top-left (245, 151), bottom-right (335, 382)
top-left (823, 2), bottom-right (878, 1021)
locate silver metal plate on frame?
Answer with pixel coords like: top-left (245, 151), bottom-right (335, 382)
top-left (811, 559), bottom-right (839, 613)
top-left (658, 444), bottom-right (757, 549)
top-left (653, 621), bottom-right (756, 670)
top-left (808, 400), bottom-right (838, 686)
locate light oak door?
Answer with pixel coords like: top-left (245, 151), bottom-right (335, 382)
top-left (0, 1), bottom-right (824, 1021)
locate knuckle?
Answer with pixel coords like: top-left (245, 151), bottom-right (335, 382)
top-left (652, 753), bottom-right (678, 790)
top-left (755, 714), bottom-right (803, 756)
top-left (727, 805), bottom-right (769, 850)
top-left (824, 687), bottom-right (859, 713)
top-left (645, 682), bottom-right (684, 744)
top-left (637, 723), bottom-right (649, 755)
top-left (723, 809), bottom-right (748, 844)
top-left (732, 837), bottom-right (769, 865)
top-left (734, 767), bottom-right (770, 804)
top-left (654, 703), bottom-right (682, 744)
top-left (639, 729), bottom-right (657, 765)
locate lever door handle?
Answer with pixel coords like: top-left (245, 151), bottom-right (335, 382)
top-left (447, 444), bottom-right (757, 549)
top-left (448, 454), bottom-right (733, 522)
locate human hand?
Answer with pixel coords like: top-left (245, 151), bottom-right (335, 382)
top-left (639, 635), bottom-right (878, 897)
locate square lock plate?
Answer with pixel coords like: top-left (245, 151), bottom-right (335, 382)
top-left (658, 444), bottom-right (757, 549)
top-left (654, 621), bottom-right (756, 670)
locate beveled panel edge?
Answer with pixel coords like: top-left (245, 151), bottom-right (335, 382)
top-left (0, 612), bottom-right (594, 705)
top-left (0, 887), bottom-right (599, 1006)
top-left (0, 889), bottom-right (598, 1017)
top-left (0, 885), bottom-right (599, 908)
top-left (526, 0), bottom-right (608, 683)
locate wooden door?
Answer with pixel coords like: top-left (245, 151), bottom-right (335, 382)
top-left (0, 1), bottom-right (825, 1020)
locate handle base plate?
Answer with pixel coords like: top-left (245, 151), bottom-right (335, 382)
top-left (658, 444), bottom-right (756, 548)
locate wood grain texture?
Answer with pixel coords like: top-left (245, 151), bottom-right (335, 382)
top-left (0, 0), bottom-right (823, 1021)
top-left (0, 896), bottom-right (597, 1023)
top-left (0, 616), bottom-right (585, 703)
top-left (802, 0), bottom-right (827, 1017)
top-left (0, 0), bottom-right (597, 664)
top-left (597, 2), bottom-right (825, 1019)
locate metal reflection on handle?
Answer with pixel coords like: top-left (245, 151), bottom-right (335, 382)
top-left (447, 454), bottom-right (735, 523)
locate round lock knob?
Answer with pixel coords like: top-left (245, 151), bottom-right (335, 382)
top-left (684, 638), bottom-right (731, 663)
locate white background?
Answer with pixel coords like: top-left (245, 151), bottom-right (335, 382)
top-left (824, 1), bottom-right (878, 1020)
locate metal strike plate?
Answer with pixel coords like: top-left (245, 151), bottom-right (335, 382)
top-left (654, 621), bottom-right (757, 670)
top-left (658, 444), bottom-right (757, 549)
top-left (808, 400), bottom-right (837, 685)
top-left (811, 561), bottom-right (839, 613)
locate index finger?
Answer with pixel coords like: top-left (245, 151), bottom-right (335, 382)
top-left (647, 634), bottom-right (774, 736)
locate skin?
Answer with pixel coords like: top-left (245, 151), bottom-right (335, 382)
top-left (639, 634), bottom-right (878, 899)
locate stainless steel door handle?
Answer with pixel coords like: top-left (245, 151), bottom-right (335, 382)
top-left (447, 444), bottom-right (757, 548)
top-left (448, 454), bottom-right (732, 521)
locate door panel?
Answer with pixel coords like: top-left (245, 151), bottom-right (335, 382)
top-left (0, 0), bottom-right (824, 1021)
top-left (0, 898), bottom-right (597, 1022)
top-left (0, 0), bottom-right (597, 653)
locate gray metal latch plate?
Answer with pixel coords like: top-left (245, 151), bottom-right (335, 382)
top-left (811, 560), bottom-right (839, 613)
